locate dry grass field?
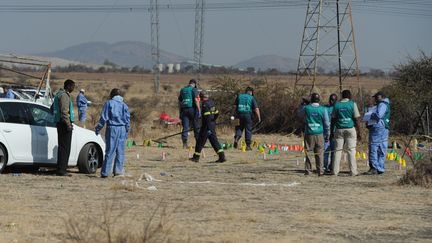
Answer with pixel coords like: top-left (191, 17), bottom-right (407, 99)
top-left (1, 73), bottom-right (431, 242)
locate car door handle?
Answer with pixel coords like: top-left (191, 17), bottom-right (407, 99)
top-left (3, 129), bottom-right (12, 133)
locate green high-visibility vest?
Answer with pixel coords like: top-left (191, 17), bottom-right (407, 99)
top-left (334, 101), bottom-right (354, 129)
top-left (380, 101), bottom-right (391, 129)
top-left (53, 90), bottom-right (74, 123)
top-left (304, 105), bottom-right (325, 135)
top-left (237, 93), bottom-right (253, 114)
top-left (180, 86), bottom-right (194, 108)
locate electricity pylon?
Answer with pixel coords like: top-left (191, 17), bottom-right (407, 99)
top-left (150, 0), bottom-right (160, 94)
top-left (295, 0), bottom-right (359, 93)
top-left (194, 0), bottom-right (205, 80)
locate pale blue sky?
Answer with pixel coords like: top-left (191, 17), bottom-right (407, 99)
top-left (0, 0), bottom-right (431, 70)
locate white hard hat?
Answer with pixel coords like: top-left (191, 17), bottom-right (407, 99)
top-left (80, 89), bottom-right (85, 93)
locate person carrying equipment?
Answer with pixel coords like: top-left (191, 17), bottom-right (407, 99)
top-left (95, 88), bottom-right (130, 178)
top-left (76, 89), bottom-right (89, 128)
top-left (323, 93), bottom-right (338, 173)
top-left (233, 86), bottom-right (261, 150)
top-left (299, 93), bottom-right (330, 176)
top-left (331, 90), bottom-right (362, 176)
top-left (178, 79), bottom-right (201, 148)
top-left (365, 91), bottom-right (390, 175)
top-left (190, 90), bottom-right (226, 163)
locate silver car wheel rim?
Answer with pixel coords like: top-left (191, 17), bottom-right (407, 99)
top-left (0, 148), bottom-right (5, 169)
top-left (87, 146), bottom-right (98, 171)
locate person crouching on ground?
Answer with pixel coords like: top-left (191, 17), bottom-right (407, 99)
top-left (190, 90), bottom-right (226, 163)
top-left (95, 88), bottom-right (130, 178)
top-left (299, 93), bottom-right (330, 176)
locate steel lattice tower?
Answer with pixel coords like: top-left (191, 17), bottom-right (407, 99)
top-left (295, 0), bottom-right (359, 93)
top-left (194, 0), bottom-right (205, 80)
top-left (150, 0), bottom-right (160, 94)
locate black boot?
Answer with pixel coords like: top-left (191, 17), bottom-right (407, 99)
top-left (216, 152), bottom-right (226, 163)
top-left (183, 140), bottom-right (188, 149)
top-left (189, 153), bottom-right (200, 163)
top-left (233, 140), bottom-right (238, 149)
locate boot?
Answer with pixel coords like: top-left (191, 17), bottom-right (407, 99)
top-left (182, 140), bottom-right (188, 149)
top-left (233, 140), bottom-right (238, 149)
top-left (189, 153), bottom-right (200, 163)
top-left (216, 152), bottom-right (226, 163)
top-left (246, 145), bottom-right (252, 151)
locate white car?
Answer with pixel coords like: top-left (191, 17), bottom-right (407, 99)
top-left (0, 99), bottom-right (105, 174)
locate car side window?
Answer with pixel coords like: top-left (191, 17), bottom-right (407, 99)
top-left (0, 102), bottom-right (29, 124)
top-left (26, 104), bottom-right (56, 127)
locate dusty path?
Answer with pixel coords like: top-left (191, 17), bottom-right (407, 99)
top-left (1, 135), bottom-right (431, 242)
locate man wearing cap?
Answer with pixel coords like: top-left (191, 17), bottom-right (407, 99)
top-left (190, 90), bottom-right (226, 163)
top-left (365, 91), bottom-right (390, 175)
top-left (76, 89), bottom-right (89, 128)
top-left (233, 87), bottom-right (261, 150)
top-left (331, 90), bottom-right (362, 176)
top-left (178, 79), bottom-right (201, 148)
top-left (299, 93), bottom-right (330, 176)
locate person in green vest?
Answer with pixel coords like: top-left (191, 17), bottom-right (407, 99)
top-left (365, 91), bottom-right (390, 175)
top-left (323, 93), bottom-right (338, 173)
top-left (233, 87), bottom-right (261, 150)
top-left (178, 79), bottom-right (201, 148)
top-left (299, 93), bottom-right (330, 176)
top-left (53, 79), bottom-right (75, 176)
top-left (331, 90), bottom-right (362, 176)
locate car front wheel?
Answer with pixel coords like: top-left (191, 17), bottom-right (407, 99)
top-left (0, 144), bottom-right (8, 174)
top-left (78, 143), bottom-right (100, 174)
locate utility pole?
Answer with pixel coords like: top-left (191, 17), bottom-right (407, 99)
top-left (150, 0), bottom-right (160, 94)
top-left (194, 0), bottom-right (205, 81)
top-left (295, 0), bottom-right (359, 94)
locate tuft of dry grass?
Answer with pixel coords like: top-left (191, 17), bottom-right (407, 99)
top-left (62, 198), bottom-right (181, 243)
top-left (400, 158), bottom-right (432, 188)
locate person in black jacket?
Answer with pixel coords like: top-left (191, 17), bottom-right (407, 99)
top-left (190, 90), bottom-right (226, 163)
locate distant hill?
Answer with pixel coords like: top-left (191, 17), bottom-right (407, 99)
top-left (234, 55), bottom-right (298, 72)
top-left (37, 41), bottom-right (189, 68)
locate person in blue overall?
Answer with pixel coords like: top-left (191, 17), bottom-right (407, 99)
top-left (323, 93), bottom-right (338, 173)
top-left (76, 89), bottom-right (89, 128)
top-left (95, 88), bottom-right (130, 178)
top-left (190, 91), bottom-right (226, 163)
top-left (233, 87), bottom-right (261, 150)
top-left (365, 91), bottom-right (390, 175)
top-left (3, 85), bottom-right (15, 99)
top-left (178, 79), bottom-right (201, 148)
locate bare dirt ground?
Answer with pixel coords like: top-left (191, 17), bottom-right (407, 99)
top-left (1, 133), bottom-right (431, 242)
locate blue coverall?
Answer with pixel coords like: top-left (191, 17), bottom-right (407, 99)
top-left (95, 95), bottom-right (130, 177)
top-left (323, 105), bottom-right (335, 171)
top-left (368, 98), bottom-right (390, 173)
top-left (5, 89), bottom-right (15, 99)
top-left (76, 92), bottom-right (89, 122)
